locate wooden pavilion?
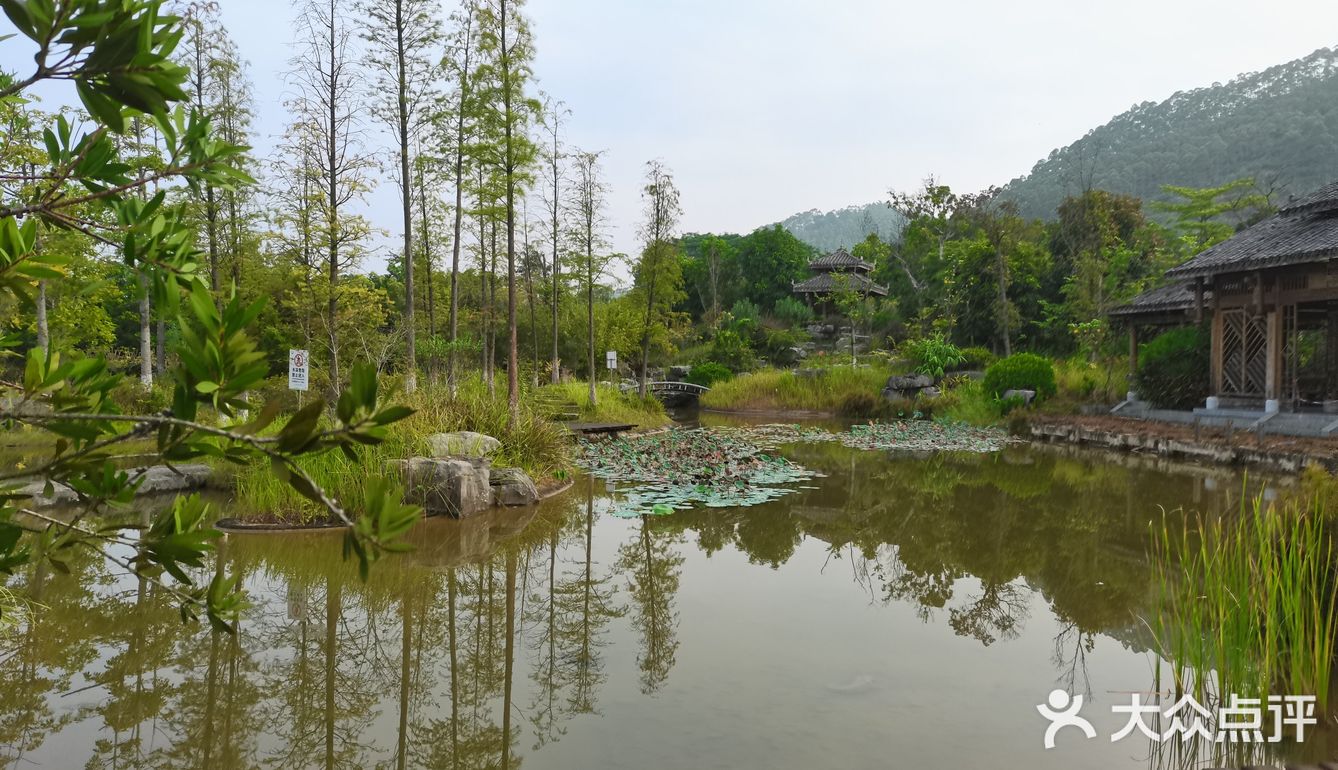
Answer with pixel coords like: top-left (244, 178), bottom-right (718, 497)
top-left (1114, 182), bottom-right (1338, 411)
top-left (791, 248), bottom-right (888, 317)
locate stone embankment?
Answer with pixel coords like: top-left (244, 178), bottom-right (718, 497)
top-left (1028, 415), bottom-right (1338, 473)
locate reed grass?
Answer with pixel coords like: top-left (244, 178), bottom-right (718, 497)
top-left (232, 376), bottom-right (571, 523)
top-left (1150, 489), bottom-right (1337, 709)
top-left (699, 365), bottom-right (892, 413)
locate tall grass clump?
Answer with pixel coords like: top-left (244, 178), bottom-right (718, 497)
top-left (233, 377), bottom-right (570, 523)
top-left (1150, 490), bottom-right (1337, 710)
top-left (699, 365), bottom-right (890, 413)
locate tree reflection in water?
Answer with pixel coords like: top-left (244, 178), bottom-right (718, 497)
top-left (0, 438), bottom-right (1310, 769)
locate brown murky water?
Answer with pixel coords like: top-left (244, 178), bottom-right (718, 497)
top-left (1, 421), bottom-right (1327, 769)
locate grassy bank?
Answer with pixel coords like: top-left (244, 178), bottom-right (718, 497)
top-left (233, 378), bottom-right (571, 523)
top-left (549, 382), bottom-right (671, 428)
top-left (699, 365), bottom-right (893, 414)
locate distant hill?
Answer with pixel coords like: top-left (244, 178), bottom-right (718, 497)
top-left (776, 203), bottom-right (904, 253)
top-left (1002, 46), bottom-right (1338, 219)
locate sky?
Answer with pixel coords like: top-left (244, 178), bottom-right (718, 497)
top-left (8, 0), bottom-right (1338, 274)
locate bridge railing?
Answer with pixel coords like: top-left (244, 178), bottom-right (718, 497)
top-left (618, 380), bottom-right (711, 395)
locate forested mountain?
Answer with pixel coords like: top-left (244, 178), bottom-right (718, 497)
top-left (1002, 46), bottom-right (1338, 219)
top-left (776, 202), bottom-right (904, 252)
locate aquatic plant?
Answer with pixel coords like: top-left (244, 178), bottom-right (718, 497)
top-left (576, 428), bottom-right (822, 516)
top-left (1149, 490), bottom-right (1338, 711)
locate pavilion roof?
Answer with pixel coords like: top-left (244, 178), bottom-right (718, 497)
top-left (1164, 200), bottom-right (1338, 280)
top-left (792, 271), bottom-right (888, 296)
top-left (1108, 281), bottom-right (1211, 320)
top-left (809, 248), bottom-right (875, 272)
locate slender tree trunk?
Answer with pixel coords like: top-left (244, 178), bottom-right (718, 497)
top-left (325, 0), bottom-right (341, 395)
top-left (34, 279), bottom-right (48, 356)
top-left (395, 0), bottom-right (417, 393)
top-left (139, 273), bottom-right (153, 388)
top-left (996, 247), bottom-right (1011, 356)
top-left (155, 316), bottom-right (166, 377)
top-left (447, 15), bottom-right (473, 400)
top-left (639, 275), bottom-right (655, 400)
top-left (587, 246), bottom-right (596, 407)
top-left (501, 0), bottom-right (519, 427)
top-left (488, 219), bottom-right (498, 395)
top-left (206, 185), bottom-right (221, 306)
top-left (549, 128), bottom-right (561, 385)
top-left (525, 246), bottom-right (540, 388)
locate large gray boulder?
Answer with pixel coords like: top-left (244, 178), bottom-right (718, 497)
top-left (882, 373), bottom-right (935, 401)
top-left (1002, 389), bottom-right (1037, 406)
top-left (490, 467), bottom-right (539, 507)
top-left (388, 457), bottom-right (492, 518)
top-left (20, 463), bottom-right (212, 508)
top-left (426, 431), bottom-right (501, 459)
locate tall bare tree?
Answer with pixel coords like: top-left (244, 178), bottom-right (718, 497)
top-left (357, 0), bottom-right (443, 393)
top-left (635, 160), bottom-right (682, 399)
top-left (441, 1), bottom-right (477, 398)
top-left (569, 149), bottom-right (609, 406)
top-left (538, 95), bottom-right (568, 384)
top-left (476, 0), bottom-right (538, 427)
top-left (288, 0), bottom-right (374, 393)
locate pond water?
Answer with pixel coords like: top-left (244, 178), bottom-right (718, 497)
top-left (2, 419), bottom-right (1329, 769)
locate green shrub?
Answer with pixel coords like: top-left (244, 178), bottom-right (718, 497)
top-left (771, 296), bottom-right (814, 328)
top-left (958, 346), bottom-right (996, 370)
top-left (1134, 326), bottom-right (1209, 409)
top-left (760, 326), bottom-right (807, 365)
top-left (730, 299), bottom-right (761, 327)
top-left (982, 353), bottom-right (1056, 400)
top-left (901, 335), bottom-right (966, 379)
top-left (686, 362), bottom-right (733, 387)
top-left (709, 329), bottom-right (757, 372)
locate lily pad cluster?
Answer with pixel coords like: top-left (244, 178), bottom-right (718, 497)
top-left (576, 428), bottom-right (822, 517)
top-left (715, 421), bottom-right (1011, 454)
top-left (837, 421), bottom-right (1009, 453)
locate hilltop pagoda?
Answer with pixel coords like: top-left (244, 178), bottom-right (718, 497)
top-left (792, 248), bottom-right (888, 316)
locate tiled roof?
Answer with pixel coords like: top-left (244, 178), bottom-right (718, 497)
top-left (1164, 209), bottom-right (1338, 279)
top-left (792, 271), bottom-right (888, 296)
top-left (1108, 281), bottom-right (1212, 318)
top-left (1280, 181), bottom-right (1338, 216)
top-left (810, 248), bottom-right (874, 272)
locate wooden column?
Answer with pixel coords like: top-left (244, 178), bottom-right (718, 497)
top-left (1328, 301), bottom-right (1338, 400)
top-left (1211, 306), bottom-right (1224, 395)
top-left (1194, 277), bottom-right (1204, 324)
top-left (1266, 308), bottom-right (1282, 401)
top-left (1128, 325), bottom-right (1138, 384)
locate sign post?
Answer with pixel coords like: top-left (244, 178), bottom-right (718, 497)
top-left (288, 349), bottom-right (309, 396)
top-left (605, 350), bottom-right (617, 371)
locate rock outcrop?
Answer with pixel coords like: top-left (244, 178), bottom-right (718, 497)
top-left (490, 467), bottom-right (539, 507)
top-left (388, 457), bottom-right (492, 518)
top-left (20, 464), bottom-right (213, 508)
top-left (426, 431), bottom-right (501, 458)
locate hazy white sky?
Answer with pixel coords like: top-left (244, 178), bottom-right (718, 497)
top-left (8, 0), bottom-right (1338, 270)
